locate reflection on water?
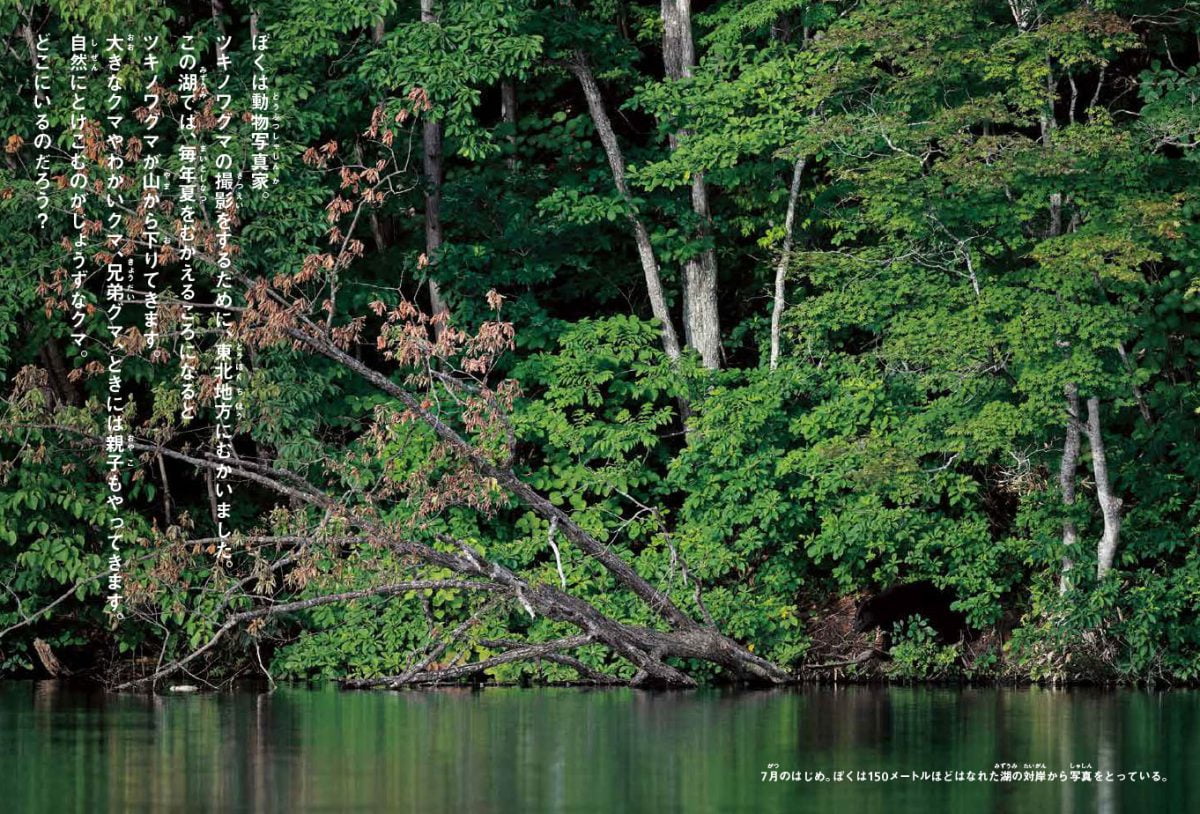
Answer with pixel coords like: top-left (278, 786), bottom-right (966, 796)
top-left (2, 683), bottom-right (1195, 813)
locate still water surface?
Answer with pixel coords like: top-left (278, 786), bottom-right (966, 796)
top-left (2, 682), bottom-right (1195, 813)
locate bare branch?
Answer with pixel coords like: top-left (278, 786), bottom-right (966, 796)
top-left (115, 579), bottom-right (501, 690)
top-left (341, 634), bottom-right (594, 688)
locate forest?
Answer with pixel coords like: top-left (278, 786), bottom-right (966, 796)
top-left (1, 0), bottom-right (1198, 690)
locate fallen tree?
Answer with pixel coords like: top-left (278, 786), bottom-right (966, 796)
top-left (12, 270), bottom-right (790, 689)
top-left (3, 98), bottom-right (791, 690)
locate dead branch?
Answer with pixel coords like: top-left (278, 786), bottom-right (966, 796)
top-left (340, 634), bottom-right (594, 688)
top-left (114, 579), bottom-right (500, 690)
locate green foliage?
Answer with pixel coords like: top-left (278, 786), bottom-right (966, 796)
top-left (2, 0), bottom-right (1199, 686)
top-left (360, 0), bottom-right (542, 159)
top-left (883, 618), bottom-right (963, 681)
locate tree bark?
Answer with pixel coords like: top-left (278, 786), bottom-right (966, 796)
top-left (421, 0), bottom-right (448, 332)
top-left (1047, 189), bottom-right (1081, 594)
top-left (662, 0), bottom-right (721, 368)
top-left (1059, 382), bottom-right (1080, 594)
top-left (1086, 397), bottom-right (1122, 579)
top-left (568, 53), bottom-right (682, 362)
top-left (769, 157), bottom-right (805, 370)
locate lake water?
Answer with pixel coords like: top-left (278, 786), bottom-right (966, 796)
top-left (2, 682), bottom-right (1195, 812)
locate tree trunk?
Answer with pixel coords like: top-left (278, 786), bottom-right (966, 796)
top-left (1059, 382), bottom-right (1080, 594)
top-left (1041, 55), bottom-right (1056, 146)
top-left (1047, 188), bottom-right (1081, 594)
top-left (1086, 397), bottom-right (1122, 579)
top-left (361, 18), bottom-right (388, 252)
top-left (422, 0), bottom-right (448, 331)
top-left (770, 157), bottom-right (805, 370)
top-left (37, 337), bottom-right (83, 407)
top-left (663, 0), bottom-right (721, 368)
top-left (681, 185), bottom-right (721, 368)
top-left (210, 0), bottom-right (226, 37)
top-left (500, 79), bottom-right (517, 171)
top-left (568, 53), bottom-right (682, 362)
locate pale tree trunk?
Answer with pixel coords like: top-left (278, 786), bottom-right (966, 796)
top-left (1059, 382), bottom-right (1080, 594)
top-left (662, 0), bottom-right (721, 368)
top-left (682, 178), bottom-right (721, 368)
top-left (1007, 0), bottom-right (1037, 31)
top-left (422, 0), bottom-right (448, 331)
top-left (1047, 185), bottom-right (1081, 593)
top-left (1032, 31), bottom-right (1126, 584)
top-left (769, 157), bottom-right (805, 370)
top-left (1086, 397), bottom-right (1122, 579)
top-left (568, 53), bottom-right (682, 361)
